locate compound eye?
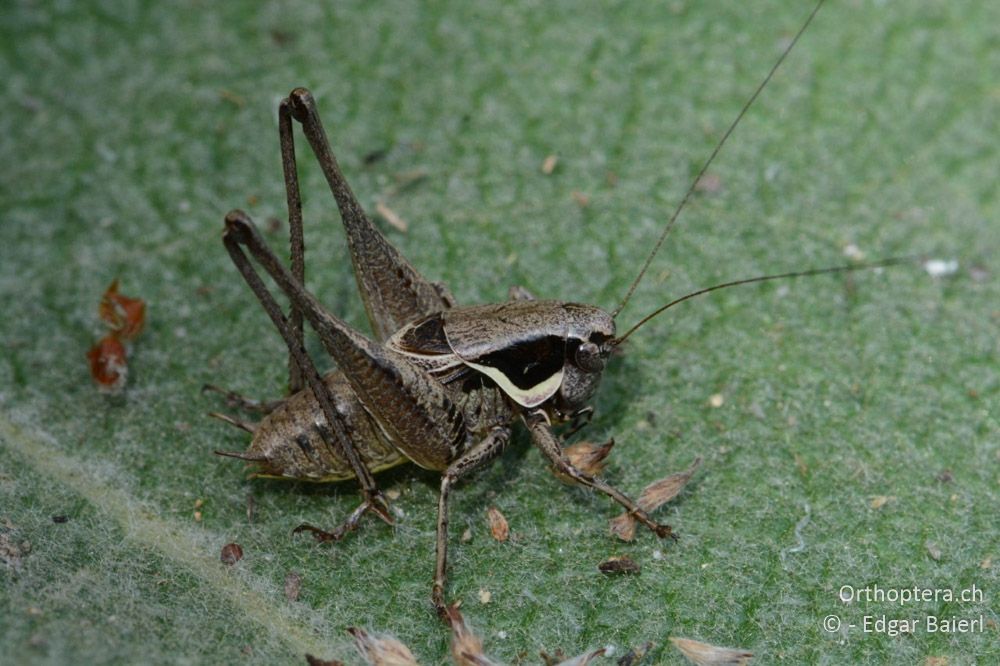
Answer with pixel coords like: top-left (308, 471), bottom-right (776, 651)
top-left (575, 341), bottom-right (604, 373)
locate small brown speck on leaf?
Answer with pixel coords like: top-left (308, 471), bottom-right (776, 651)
top-left (870, 495), bottom-right (894, 510)
top-left (52, 515), bottom-right (68, 524)
top-left (193, 498), bottom-right (204, 509)
top-left (981, 556), bottom-right (992, 569)
top-left (347, 627), bottom-right (419, 666)
top-left (284, 572), bottom-right (302, 602)
top-left (599, 555), bottom-right (641, 575)
top-left (923, 658), bottom-right (949, 666)
top-left (670, 636), bottom-right (753, 665)
top-left (385, 488), bottom-right (401, 501)
top-left (541, 154), bottom-right (558, 174)
top-left (925, 541), bottom-right (942, 561)
top-left (611, 457), bottom-right (702, 541)
top-left (193, 511), bottom-right (202, 522)
top-left (305, 655), bottom-right (344, 666)
top-left (572, 191), bottom-right (590, 207)
top-left (460, 527), bottom-right (473, 543)
top-left (486, 507), bottom-right (509, 542)
top-left (220, 543), bottom-right (243, 566)
top-left (936, 469), bottom-right (953, 483)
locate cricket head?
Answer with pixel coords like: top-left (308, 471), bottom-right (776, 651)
top-left (547, 303), bottom-right (616, 416)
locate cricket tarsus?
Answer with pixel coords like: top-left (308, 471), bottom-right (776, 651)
top-left (613, 0), bottom-right (828, 319)
top-left (293, 495), bottom-right (392, 543)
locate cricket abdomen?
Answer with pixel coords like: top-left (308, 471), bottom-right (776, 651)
top-left (247, 371), bottom-right (407, 482)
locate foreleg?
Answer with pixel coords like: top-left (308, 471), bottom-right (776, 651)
top-left (525, 411), bottom-right (674, 540)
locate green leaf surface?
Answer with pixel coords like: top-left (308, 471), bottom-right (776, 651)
top-left (2, 1), bottom-right (997, 663)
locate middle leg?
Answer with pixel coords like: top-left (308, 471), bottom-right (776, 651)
top-left (432, 425), bottom-right (512, 618)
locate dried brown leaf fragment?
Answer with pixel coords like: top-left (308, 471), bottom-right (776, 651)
top-left (99, 279), bottom-right (146, 340)
top-left (87, 335), bottom-right (129, 392)
top-left (445, 604), bottom-right (502, 666)
top-left (670, 637), bottom-right (752, 665)
top-left (219, 543), bottom-right (243, 566)
top-left (347, 627), bottom-right (420, 666)
top-left (486, 506), bottom-right (509, 542)
top-left (561, 439), bottom-right (615, 479)
top-left (598, 555), bottom-right (640, 575)
top-left (610, 457), bottom-right (702, 541)
top-left (305, 655), bottom-right (344, 666)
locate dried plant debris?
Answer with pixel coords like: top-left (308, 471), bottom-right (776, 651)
top-left (1, 525), bottom-right (32, 571)
top-left (617, 642), bottom-right (653, 666)
top-left (486, 506), bottom-right (509, 542)
top-left (541, 154), bottom-right (558, 174)
top-left (99, 279), bottom-right (146, 340)
top-left (87, 279), bottom-right (146, 392)
top-left (599, 555), bottom-right (640, 575)
top-left (305, 655), bottom-right (344, 666)
top-left (869, 495), bottom-right (894, 510)
top-left (670, 637), bottom-right (752, 665)
top-left (561, 439), bottom-right (615, 479)
top-left (87, 335), bottom-right (129, 392)
top-left (376, 201), bottom-right (409, 233)
top-left (445, 604), bottom-right (502, 666)
top-left (284, 571), bottom-right (302, 601)
top-left (610, 457), bottom-right (702, 541)
top-left (541, 647), bottom-right (608, 665)
top-left (219, 542), bottom-right (243, 566)
top-left (348, 627), bottom-right (420, 666)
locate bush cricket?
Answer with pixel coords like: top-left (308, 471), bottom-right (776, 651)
top-left (208, 0), bottom-right (913, 619)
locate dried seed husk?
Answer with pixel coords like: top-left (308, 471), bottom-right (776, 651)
top-left (486, 507), bottom-right (509, 542)
top-left (670, 637), bottom-right (752, 665)
top-left (347, 627), bottom-right (419, 666)
top-left (610, 457), bottom-right (702, 541)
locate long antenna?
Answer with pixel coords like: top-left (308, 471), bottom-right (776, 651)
top-left (613, 256), bottom-right (920, 345)
top-left (612, 0), bottom-right (827, 319)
